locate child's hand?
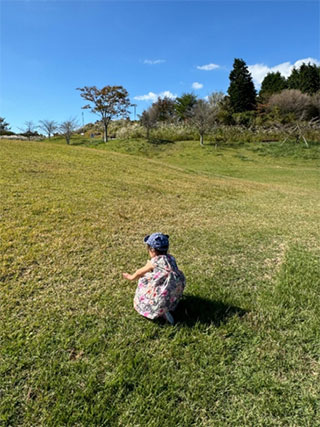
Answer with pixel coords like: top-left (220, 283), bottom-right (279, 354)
top-left (123, 273), bottom-right (134, 281)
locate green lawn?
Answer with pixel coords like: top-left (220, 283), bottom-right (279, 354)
top-left (1, 138), bottom-right (319, 426)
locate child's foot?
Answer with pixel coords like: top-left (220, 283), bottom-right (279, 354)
top-left (163, 311), bottom-right (174, 325)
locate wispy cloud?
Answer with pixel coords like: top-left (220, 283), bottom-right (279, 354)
top-left (248, 57), bottom-right (320, 87)
top-left (197, 63), bottom-right (220, 71)
top-left (192, 82), bottom-right (203, 90)
top-left (134, 90), bottom-right (177, 102)
top-left (143, 59), bottom-right (166, 65)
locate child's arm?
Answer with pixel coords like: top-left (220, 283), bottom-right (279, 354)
top-left (123, 260), bottom-right (154, 281)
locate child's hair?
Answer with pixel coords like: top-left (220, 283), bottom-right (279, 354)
top-left (147, 244), bottom-right (168, 256)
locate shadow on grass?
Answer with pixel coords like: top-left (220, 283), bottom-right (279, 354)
top-left (70, 139), bottom-right (105, 147)
top-left (69, 139), bottom-right (88, 146)
top-left (206, 141), bottom-right (246, 148)
top-left (148, 138), bottom-right (174, 145)
top-left (172, 295), bottom-right (247, 327)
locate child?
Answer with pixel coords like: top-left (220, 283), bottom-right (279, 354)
top-left (123, 233), bottom-right (186, 324)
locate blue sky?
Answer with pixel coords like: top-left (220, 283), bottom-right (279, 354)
top-left (1, 0), bottom-right (319, 132)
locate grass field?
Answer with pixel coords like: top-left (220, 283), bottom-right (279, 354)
top-left (1, 137), bottom-right (319, 426)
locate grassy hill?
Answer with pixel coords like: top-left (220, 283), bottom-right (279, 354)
top-left (1, 138), bottom-right (319, 426)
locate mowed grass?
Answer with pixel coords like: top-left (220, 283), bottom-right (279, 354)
top-left (0, 138), bottom-right (319, 426)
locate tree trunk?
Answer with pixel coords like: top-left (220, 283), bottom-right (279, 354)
top-left (200, 133), bottom-right (204, 146)
top-left (104, 122), bottom-right (108, 142)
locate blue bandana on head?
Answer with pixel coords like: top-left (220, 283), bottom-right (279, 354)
top-left (144, 233), bottom-right (169, 251)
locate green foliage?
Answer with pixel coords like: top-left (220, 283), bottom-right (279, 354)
top-left (77, 85), bottom-right (131, 142)
top-left (232, 111), bottom-right (256, 127)
top-left (0, 117), bottom-right (10, 132)
top-left (228, 58), bottom-right (257, 113)
top-left (287, 63), bottom-right (320, 95)
top-left (175, 93), bottom-right (198, 122)
top-left (259, 72), bottom-right (287, 102)
top-left (0, 129), bottom-right (15, 136)
top-left (151, 96), bottom-right (176, 122)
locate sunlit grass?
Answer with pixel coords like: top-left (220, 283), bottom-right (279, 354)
top-left (0, 138), bottom-right (319, 425)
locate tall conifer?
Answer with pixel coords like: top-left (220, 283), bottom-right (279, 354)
top-left (228, 58), bottom-right (257, 112)
top-left (287, 63), bottom-right (320, 95)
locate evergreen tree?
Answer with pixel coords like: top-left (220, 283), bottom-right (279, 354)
top-left (175, 93), bottom-right (197, 122)
top-left (259, 72), bottom-right (287, 102)
top-left (287, 63), bottom-right (320, 95)
top-left (0, 117), bottom-right (10, 131)
top-left (287, 67), bottom-right (300, 91)
top-left (227, 58), bottom-right (257, 112)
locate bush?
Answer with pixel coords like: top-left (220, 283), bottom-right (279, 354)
top-left (216, 109), bottom-right (235, 126)
top-left (267, 89), bottom-right (315, 120)
top-left (232, 111), bottom-right (256, 127)
top-left (115, 122), bottom-right (145, 139)
top-left (0, 130), bottom-right (15, 136)
top-left (151, 124), bottom-right (197, 141)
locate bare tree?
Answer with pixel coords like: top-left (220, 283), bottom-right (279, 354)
top-left (140, 106), bottom-right (158, 139)
top-left (190, 100), bottom-right (218, 146)
top-left (77, 85), bottom-right (131, 142)
top-left (19, 121), bottom-right (37, 140)
top-left (207, 91), bottom-right (225, 109)
top-left (39, 120), bottom-right (58, 139)
top-left (59, 118), bottom-right (78, 144)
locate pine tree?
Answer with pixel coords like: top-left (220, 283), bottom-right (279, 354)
top-left (0, 117), bottom-right (10, 131)
top-left (259, 72), bottom-right (287, 102)
top-left (287, 63), bottom-right (320, 95)
top-left (228, 58), bottom-right (257, 113)
top-left (175, 93), bottom-right (197, 122)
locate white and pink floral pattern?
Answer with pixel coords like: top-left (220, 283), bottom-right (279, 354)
top-left (134, 254), bottom-right (186, 319)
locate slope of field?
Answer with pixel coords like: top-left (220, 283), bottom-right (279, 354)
top-left (1, 139), bottom-right (319, 426)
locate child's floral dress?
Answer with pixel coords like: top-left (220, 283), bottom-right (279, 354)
top-left (134, 254), bottom-right (186, 319)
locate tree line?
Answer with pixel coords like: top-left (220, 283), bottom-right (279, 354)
top-left (138, 59), bottom-right (319, 144)
top-left (1, 58), bottom-right (319, 145)
top-left (0, 117), bottom-right (79, 144)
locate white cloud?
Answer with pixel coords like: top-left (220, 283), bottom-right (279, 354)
top-left (248, 57), bottom-right (320, 87)
top-left (294, 57), bottom-right (320, 68)
top-left (192, 82), bottom-right (203, 90)
top-left (134, 90), bottom-right (177, 102)
top-left (197, 63), bottom-right (220, 71)
top-left (144, 59), bottom-right (166, 65)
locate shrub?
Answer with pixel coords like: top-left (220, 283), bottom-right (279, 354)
top-left (267, 89), bottom-right (315, 120)
top-left (232, 111), bottom-right (256, 128)
top-left (116, 122), bottom-right (145, 139)
top-left (152, 123), bottom-right (197, 141)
